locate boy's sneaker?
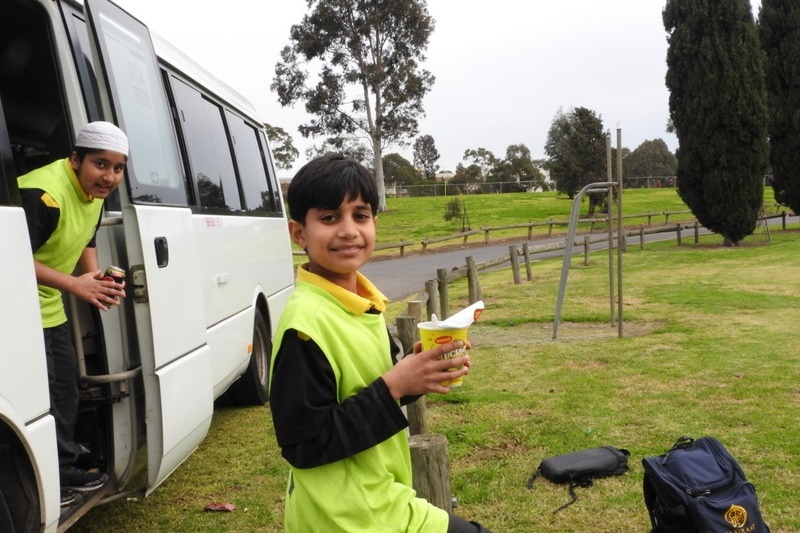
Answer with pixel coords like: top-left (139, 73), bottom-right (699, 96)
top-left (60, 489), bottom-right (82, 507)
top-left (61, 469), bottom-right (108, 492)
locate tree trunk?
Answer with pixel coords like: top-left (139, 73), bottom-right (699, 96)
top-left (373, 139), bottom-right (387, 212)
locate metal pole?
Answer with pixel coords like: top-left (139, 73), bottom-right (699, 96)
top-left (552, 181), bottom-right (617, 340)
top-left (616, 124), bottom-right (624, 338)
top-left (606, 135), bottom-right (615, 326)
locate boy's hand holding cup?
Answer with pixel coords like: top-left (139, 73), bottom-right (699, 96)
top-left (416, 301), bottom-right (484, 389)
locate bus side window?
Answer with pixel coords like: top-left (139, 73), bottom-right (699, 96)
top-left (258, 130), bottom-right (284, 215)
top-left (168, 76), bottom-right (241, 211)
top-left (225, 111), bottom-right (278, 214)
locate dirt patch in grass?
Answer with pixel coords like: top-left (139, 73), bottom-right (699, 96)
top-left (472, 321), bottom-right (661, 347)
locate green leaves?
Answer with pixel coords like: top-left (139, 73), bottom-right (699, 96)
top-left (272, 0), bottom-right (434, 145)
top-left (760, 0), bottom-right (800, 216)
top-left (663, 0), bottom-right (768, 245)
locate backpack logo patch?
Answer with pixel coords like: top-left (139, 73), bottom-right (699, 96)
top-left (724, 504), bottom-right (748, 528)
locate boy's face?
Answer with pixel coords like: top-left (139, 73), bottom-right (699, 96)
top-left (289, 194), bottom-right (376, 290)
top-left (70, 150), bottom-right (127, 199)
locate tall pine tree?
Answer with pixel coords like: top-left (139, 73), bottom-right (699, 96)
top-left (760, 0), bottom-right (800, 216)
top-left (663, 0), bottom-right (768, 245)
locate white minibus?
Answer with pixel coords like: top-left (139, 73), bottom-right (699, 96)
top-left (0, 0), bottom-right (295, 530)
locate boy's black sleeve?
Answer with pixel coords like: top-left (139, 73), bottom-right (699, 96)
top-left (270, 329), bottom-right (409, 469)
top-left (20, 188), bottom-right (60, 252)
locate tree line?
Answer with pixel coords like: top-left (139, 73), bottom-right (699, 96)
top-left (265, 0), bottom-right (800, 246)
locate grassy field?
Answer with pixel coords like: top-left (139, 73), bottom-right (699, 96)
top-left (373, 187), bottom-right (778, 245)
top-left (75, 190), bottom-right (799, 532)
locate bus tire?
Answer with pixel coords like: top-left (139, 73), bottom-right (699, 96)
top-left (0, 426), bottom-right (40, 533)
top-left (225, 308), bottom-right (271, 406)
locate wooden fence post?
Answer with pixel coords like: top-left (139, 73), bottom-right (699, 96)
top-left (425, 280), bottom-right (439, 320)
top-left (522, 242), bottom-right (532, 281)
top-left (583, 236), bottom-right (590, 266)
top-left (694, 221), bottom-right (699, 244)
top-left (407, 300), bottom-right (424, 321)
top-left (509, 245), bottom-right (521, 285)
top-left (395, 313), bottom-right (427, 436)
top-left (639, 228), bottom-right (645, 251)
top-left (395, 316), bottom-right (418, 353)
top-left (409, 434), bottom-right (453, 513)
top-left (466, 256), bottom-right (480, 304)
top-left (676, 224), bottom-right (682, 246)
top-left (437, 268), bottom-right (449, 319)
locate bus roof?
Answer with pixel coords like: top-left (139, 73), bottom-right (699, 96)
top-left (150, 32), bottom-right (264, 126)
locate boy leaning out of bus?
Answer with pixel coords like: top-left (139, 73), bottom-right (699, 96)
top-left (17, 121), bottom-right (128, 506)
top-left (269, 153), bottom-right (493, 533)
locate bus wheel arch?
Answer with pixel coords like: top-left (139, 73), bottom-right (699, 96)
top-left (0, 422), bottom-right (41, 533)
top-left (224, 304), bottom-right (272, 407)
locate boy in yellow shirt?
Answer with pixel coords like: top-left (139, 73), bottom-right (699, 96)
top-left (18, 121), bottom-right (128, 505)
top-left (269, 153), bottom-right (492, 532)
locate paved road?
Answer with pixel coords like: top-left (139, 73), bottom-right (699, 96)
top-left (362, 216), bottom-right (796, 301)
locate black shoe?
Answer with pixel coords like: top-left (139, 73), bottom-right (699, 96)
top-left (60, 489), bottom-right (82, 507)
top-left (61, 469), bottom-right (108, 492)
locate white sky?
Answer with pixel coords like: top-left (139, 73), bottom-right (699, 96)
top-left (113, 0), bottom-right (763, 179)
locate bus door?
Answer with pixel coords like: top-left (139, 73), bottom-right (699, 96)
top-left (83, 0), bottom-right (213, 492)
top-left (0, 95), bottom-right (60, 532)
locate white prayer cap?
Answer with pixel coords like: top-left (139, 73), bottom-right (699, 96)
top-left (75, 121), bottom-right (129, 157)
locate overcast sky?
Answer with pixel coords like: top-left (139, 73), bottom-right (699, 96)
top-left (113, 0), bottom-right (763, 179)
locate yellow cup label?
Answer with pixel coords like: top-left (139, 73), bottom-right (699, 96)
top-left (418, 327), bottom-right (468, 388)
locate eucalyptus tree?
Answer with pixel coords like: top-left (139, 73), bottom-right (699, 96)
top-left (625, 139), bottom-right (677, 178)
top-left (413, 134), bottom-right (440, 180)
top-left (264, 123), bottom-right (299, 171)
top-left (272, 0), bottom-right (435, 211)
top-left (544, 107), bottom-right (608, 213)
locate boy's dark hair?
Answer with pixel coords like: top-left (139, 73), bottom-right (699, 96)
top-left (287, 153), bottom-right (378, 224)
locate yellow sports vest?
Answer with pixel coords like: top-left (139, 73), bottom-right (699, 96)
top-left (271, 275), bottom-right (448, 533)
top-left (18, 158), bottom-right (104, 327)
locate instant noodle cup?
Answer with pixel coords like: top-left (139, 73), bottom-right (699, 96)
top-left (417, 324), bottom-right (469, 388)
top-left (416, 300), bottom-right (484, 388)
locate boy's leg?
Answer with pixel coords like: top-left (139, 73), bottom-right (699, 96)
top-left (46, 322), bottom-right (107, 492)
top-left (44, 323), bottom-right (81, 473)
top-left (448, 514), bottom-right (494, 533)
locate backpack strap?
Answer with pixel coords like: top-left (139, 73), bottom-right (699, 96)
top-left (660, 436), bottom-right (695, 465)
top-left (527, 469), bottom-right (593, 513)
top-left (553, 479), bottom-right (594, 513)
top-left (526, 467), bottom-right (541, 490)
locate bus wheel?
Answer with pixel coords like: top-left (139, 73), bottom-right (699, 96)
top-left (0, 426), bottom-right (40, 533)
top-left (225, 308), bottom-right (271, 406)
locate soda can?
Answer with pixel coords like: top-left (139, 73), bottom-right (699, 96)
top-left (104, 265), bottom-right (125, 284)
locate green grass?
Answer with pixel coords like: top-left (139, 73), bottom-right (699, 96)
top-left (376, 188), bottom-right (691, 244)
top-left (75, 191), bottom-right (799, 533)
top-left (293, 187), bottom-right (779, 264)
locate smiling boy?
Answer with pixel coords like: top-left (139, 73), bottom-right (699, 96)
top-left (18, 121), bottom-right (128, 505)
top-left (269, 154), bottom-right (492, 532)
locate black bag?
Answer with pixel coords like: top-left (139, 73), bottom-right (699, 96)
top-left (642, 436), bottom-right (770, 533)
top-left (527, 446), bottom-right (630, 512)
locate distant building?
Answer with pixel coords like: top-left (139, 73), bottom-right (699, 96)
top-left (434, 170), bottom-right (454, 182)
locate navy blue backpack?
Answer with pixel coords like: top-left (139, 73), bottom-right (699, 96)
top-left (642, 436), bottom-right (769, 533)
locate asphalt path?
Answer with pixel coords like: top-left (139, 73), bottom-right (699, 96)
top-left (362, 215), bottom-right (797, 302)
